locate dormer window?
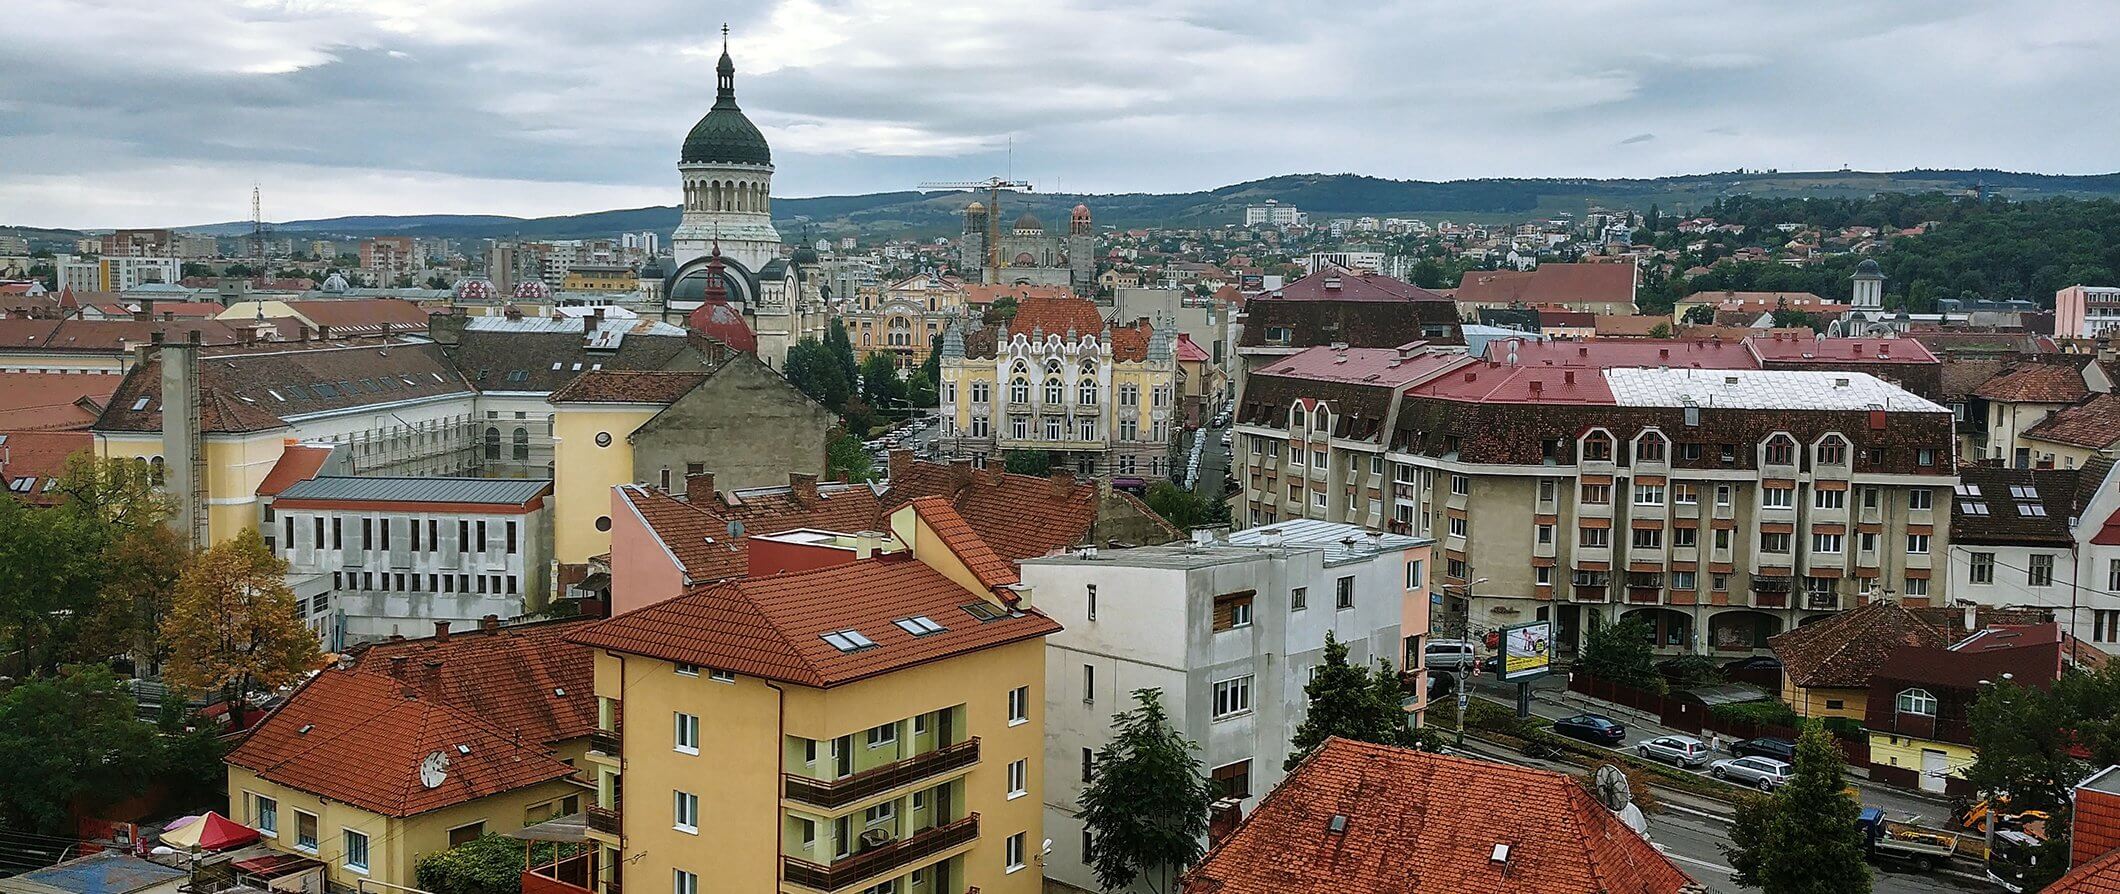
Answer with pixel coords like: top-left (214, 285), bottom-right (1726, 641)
top-left (1634, 432), bottom-right (1668, 463)
top-left (1291, 405), bottom-right (1307, 430)
top-left (1313, 408), bottom-right (1332, 433)
top-left (1896, 688), bottom-right (1937, 717)
top-left (1764, 435), bottom-right (1797, 466)
top-left (1581, 433), bottom-right (1613, 462)
top-left (1817, 435), bottom-right (1848, 465)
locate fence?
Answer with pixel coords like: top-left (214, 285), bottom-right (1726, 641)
top-left (1568, 673), bottom-right (1869, 765)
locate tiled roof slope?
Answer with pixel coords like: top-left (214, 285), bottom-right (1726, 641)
top-left (880, 462), bottom-right (1179, 560)
top-left (2026, 394), bottom-right (2120, 449)
top-left (348, 617), bottom-right (599, 745)
top-left (568, 554), bottom-right (1061, 688)
top-left (1453, 263), bottom-right (1636, 308)
top-left (1950, 466), bottom-right (2084, 546)
top-left (1240, 295), bottom-right (1463, 350)
top-left (548, 370), bottom-right (711, 404)
top-left (1769, 600), bottom-right (1953, 689)
top-left (622, 480), bottom-right (885, 584)
top-left (0, 431), bottom-right (91, 505)
top-left (1262, 267), bottom-right (1452, 303)
top-left (443, 317), bottom-right (698, 394)
top-left (94, 341), bottom-right (471, 434)
top-left (1008, 295), bottom-right (1106, 337)
top-left (908, 496), bottom-right (1018, 588)
top-left (2046, 846), bottom-right (2120, 894)
top-left (1180, 737), bottom-right (1692, 894)
top-left (625, 486), bottom-right (750, 582)
top-left (1975, 362), bottom-right (2090, 403)
top-left (0, 372), bottom-right (119, 431)
top-left (226, 670), bottom-right (576, 817)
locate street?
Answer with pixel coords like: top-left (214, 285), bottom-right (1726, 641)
top-left (1192, 419), bottom-right (1231, 505)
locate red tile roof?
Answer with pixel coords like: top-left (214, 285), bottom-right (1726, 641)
top-left (0, 431), bottom-right (91, 505)
top-left (1255, 346), bottom-right (1466, 386)
top-left (623, 479), bottom-right (889, 584)
top-left (1181, 738), bottom-right (1693, 894)
top-left (568, 553), bottom-right (1061, 688)
top-left (2047, 846), bottom-right (2120, 894)
top-left (684, 300), bottom-right (758, 354)
top-left (1264, 267), bottom-right (1450, 303)
top-left (284, 299), bottom-right (433, 335)
top-left (1406, 363), bottom-right (1618, 405)
top-left (547, 370), bottom-right (709, 404)
top-left (1009, 294), bottom-right (1107, 338)
top-left (255, 444), bottom-right (336, 497)
top-left (1975, 363), bottom-right (2090, 403)
top-left (622, 485), bottom-right (750, 582)
top-left (961, 283), bottom-right (1073, 307)
top-left (348, 617), bottom-right (599, 746)
top-left (225, 670), bottom-right (577, 817)
top-left (2026, 394), bottom-right (2120, 449)
top-left (1486, 338), bottom-right (1758, 371)
top-left (1769, 600), bottom-right (1955, 689)
top-left (2074, 769), bottom-right (2120, 869)
top-left (908, 496), bottom-right (1018, 589)
top-left (1744, 336), bottom-right (1938, 365)
top-left (1174, 333), bottom-right (1210, 363)
top-left (0, 372), bottom-right (119, 430)
top-left (1453, 263), bottom-right (1637, 309)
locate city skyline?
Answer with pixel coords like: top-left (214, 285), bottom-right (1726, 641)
top-left (5, 0), bottom-right (2117, 229)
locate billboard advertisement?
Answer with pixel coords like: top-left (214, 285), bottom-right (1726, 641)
top-left (1499, 621), bottom-right (1553, 682)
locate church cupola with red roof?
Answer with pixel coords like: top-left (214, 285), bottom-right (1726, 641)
top-left (1070, 203), bottom-right (1092, 236)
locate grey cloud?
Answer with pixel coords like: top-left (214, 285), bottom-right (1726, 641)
top-left (1620, 133), bottom-right (1656, 145)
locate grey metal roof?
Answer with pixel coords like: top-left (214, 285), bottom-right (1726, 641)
top-left (1225, 518), bottom-right (1431, 564)
top-left (274, 476), bottom-right (552, 505)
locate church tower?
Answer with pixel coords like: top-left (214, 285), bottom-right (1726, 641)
top-left (1850, 257), bottom-right (1885, 310)
top-left (671, 27), bottom-right (779, 277)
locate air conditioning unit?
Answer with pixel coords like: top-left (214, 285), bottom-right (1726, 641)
top-left (860, 828), bottom-right (897, 848)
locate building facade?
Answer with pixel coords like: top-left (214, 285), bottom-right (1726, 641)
top-left (958, 204), bottom-right (1094, 291)
top-left (936, 295), bottom-right (1176, 476)
top-left (845, 273), bottom-right (968, 371)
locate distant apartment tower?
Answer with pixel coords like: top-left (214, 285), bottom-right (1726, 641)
top-left (359, 236), bottom-right (419, 281)
top-left (1244, 200), bottom-right (1305, 227)
top-left (486, 241), bottom-right (521, 293)
top-left (1302, 251), bottom-right (1385, 273)
top-left (57, 255), bottom-right (179, 292)
top-left (2055, 284), bottom-right (2120, 338)
top-left (100, 228), bottom-right (175, 257)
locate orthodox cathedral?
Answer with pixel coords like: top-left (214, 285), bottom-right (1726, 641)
top-left (659, 30), bottom-right (827, 367)
top-left (958, 202), bottom-right (1097, 292)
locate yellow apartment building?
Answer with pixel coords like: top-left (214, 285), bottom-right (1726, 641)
top-left (569, 498), bottom-right (1059, 894)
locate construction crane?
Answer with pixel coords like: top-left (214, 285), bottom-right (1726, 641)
top-left (918, 177), bottom-right (1032, 283)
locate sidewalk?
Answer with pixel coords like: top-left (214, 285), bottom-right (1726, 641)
top-left (1465, 673), bottom-right (1950, 825)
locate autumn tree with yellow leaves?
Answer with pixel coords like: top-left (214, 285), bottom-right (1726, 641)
top-left (162, 528), bottom-right (319, 727)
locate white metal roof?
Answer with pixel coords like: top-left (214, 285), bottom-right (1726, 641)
top-left (1602, 367), bottom-right (1948, 414)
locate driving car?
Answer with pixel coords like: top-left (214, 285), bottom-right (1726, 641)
top-left (1423, 640), bottom-right (1479, 673)
top-left (1635, 734), bottom-right (1712, 768)
top-left (1551, 714), bottom-right (1627, 745)
top-left (1711, 755), bottom-right (1794, 790)
top-left (1731, 736), bottom-right (1797, 762)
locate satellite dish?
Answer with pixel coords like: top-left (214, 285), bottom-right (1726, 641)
top-left (1594, 765), bottom-right (1632, 812)
top-left (727, 519), bottom-right (744, 539)
top-left (420, 751), bottom-right (451, 789)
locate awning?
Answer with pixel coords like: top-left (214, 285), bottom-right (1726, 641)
top-left (510, 813), bottom-right (590, 843)
top-left (160, 812), bottom-right (260, 851)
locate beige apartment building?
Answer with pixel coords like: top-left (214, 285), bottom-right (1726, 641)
top-left (1234, 343), bottom-right (1958, 659)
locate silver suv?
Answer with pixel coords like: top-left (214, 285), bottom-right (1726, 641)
top-left (1423, 640), bottom-right (1478, 673)
top-left (1711, 755), bottom-right (1794, 790)
top-left (1635, 735), bottom-right (1711, 768)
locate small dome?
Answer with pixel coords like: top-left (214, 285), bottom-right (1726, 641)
top-left (680, 46), bottom-right (771, 166)
top-left (319, 272), bottom-right (349, 293)
top-left (965, 201), bottom-right (986, 213)
top-left (1854, 258), bottom-right (1883, 277)
top-left (686, 300), bottom-right (757, 354)
top-left (1072, 203), bottom-right (1091, 216)
top-left (1014, 211), bottom-right (1043, 230)
top-left (638, 257), bottom-right (665, 279)
top-left (452, 279), bottom-right (498, 301)
top-left (791, 246), bottom-right (820, 265)
top-left (512, 280), bottom-right (553, 300)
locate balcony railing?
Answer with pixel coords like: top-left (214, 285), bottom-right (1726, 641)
top-left (589, 729), bottom-right (621, 757)
top-left (784, 738), bottom-right (980, 810)
top-left (782, 814), bottom-right (979, 892)
top-left (585, 806), bottom-right (621, 836)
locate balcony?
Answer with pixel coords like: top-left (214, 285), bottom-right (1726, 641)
top-left (585, 806), bottom-right (621, 836)
top-left (783, 814), bottom-right (979, 892)
top-left (1626, 588), bottom-right (1662, 605)
top-left (589, 729), bottom-right (621, 757)
top-left (784, 738), bottom-right (980, 810)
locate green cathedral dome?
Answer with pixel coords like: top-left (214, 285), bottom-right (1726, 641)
top-left (681, 46), bottom-right (771, 166)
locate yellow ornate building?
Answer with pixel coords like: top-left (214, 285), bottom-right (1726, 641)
top-left (936, 295), bottom-right (1176, 477)
top-left (844, 274), bottom-right (967, 371)
top-left (568, 498), bottom-right (1057, 894)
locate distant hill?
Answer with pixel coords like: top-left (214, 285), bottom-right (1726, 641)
top-left (16, 169), bottom-right (2120, 245)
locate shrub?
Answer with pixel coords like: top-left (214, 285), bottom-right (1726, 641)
top-left (1709, 699), bottom-right (1802, 728)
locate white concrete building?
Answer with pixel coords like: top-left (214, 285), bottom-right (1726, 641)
top-left (1019, 521), bottom-right (1433, 893)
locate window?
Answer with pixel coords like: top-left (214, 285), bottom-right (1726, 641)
top-left (1582, 435), bottom-right (1612, 461)
top-left (1904, 577), bottom-right (1929, 599)
top-left (1450, 474), bottom-right (1469, 496)
top-left (674, 713), bottom-right (699, 754)
top-left (864, 801), bottom-right (894, 826)
top-left (1406, 559), bottom-right (1424, 590)
top-left (674, 791), bottom-right (699, 832)
top-left (1970, 552), bottom-right (1995, 585)
top-left (1814, 488), bottom-right (1846, 510)
top-left (1673, 527), bottom-right (1697, 548)
top-left (343, 830), bottom-right (369, 873)
top-left (1896, 688), bottom-right (1937, 717)
top-left (295, 811), bottom-right (318, 852)
top-left (1007, 759), bottom-right (1028, 798)
top-left (1006, 832), bottom-right (1027, 873)
top-left (1536, 566), bottom-right (1553, 586)
top-left (1716, 485), bottom-right (1733, 506)
top-left (1636, 435), bottom-right (1667, 462)
top-left (709, 668), bottom-right (735, 682)
top-left (1673, 483), bottom-right (1698, 504)
top-left (1213, 591), bottom-right (1254, 630)
top-left (1008, 686), bottom-right (1029, 725)
top-left (252, 794), bottom-right (277, 835)
top-left (1212, 675), bottom-right (1254, 718)
top-left (866, 722), bottom-right (898, 749)
top-left (2095, 610), bottom-right (2120, 644)
top-left (1760, 532), bottom-right (1791, 554)
top-left (1812, 533), bottom-right (1843, 554)
top-left (1082, 747), bottom-right (1095, 783)
top-left (1918, 449), bottom-right (1936, 467)
top-left (448, 822), bottom-right (485, 848)
top-left (2110, 559), bottom-right (2120, 591)
top-left (1448, 517), bottom-right (1467, 538)
top-left (1083, 664), bottom-right (1096, 704)
top-left (1581, 484), bottom-right (1611, 505)
top-left (1712, 573), bottom-right (1730, 592)
top-left (1859, 532), bottom-right (1877, 553)
top-left (1086, 584), bottom-right (1096, 620)
top-left (1290, 586), bottom-right (1307, 610)
top-left (1632, 528), bottom-right (1663, 549)
top-left (506, 521), bottom-right (518, 554)
top-left (1010, 378), bottom-right (1029, 403)
top-left (1909, 490), bottom-right (1933, 510)
top-left (1906, 533), bottom-right (1930, 554)
top-left (1335, 576), bottom-right (1355, 609)
top-left (1764, 436), bottom-right (1795, 465)
top-left (1580, 526), bottom-right (1610, 548)
top-left (1634, 484), bottom-right (1664, 506)
top-left (674, 662), bottom-right (701, 676)
top-left (1672, 570), bottom-right (1697, 590)
top-left (1762, 487), bottom-right (1794, 509)
top-left (2029, 554), bottom-right (2055, 587)
top-left (1537, 524), bottom-right (1554, 545)
top-left (1211, 760), bottom-right (1252, 799)
top-left (673, 870), bottom-right (698, 894)
top-left (1817, 437), bottom-right (1847, 464)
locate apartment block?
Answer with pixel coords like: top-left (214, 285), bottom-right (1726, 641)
top-left (1018, 522), bottom-right (1431, 892)
top-left (1235, 344), bottom-right (1957, 658)
top-left (568, 498), bottom-right (1058, 894)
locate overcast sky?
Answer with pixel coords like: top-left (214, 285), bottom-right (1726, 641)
top-left (4, 0), bottom-right (2117, 229)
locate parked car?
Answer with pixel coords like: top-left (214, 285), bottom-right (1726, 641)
top-left (1551, 714), bottom-right (1628, 746)
top-left (1636, 734), bottom-right (1711, 768)
top-left (1731, 736), bottom-right (1797, 762)
top-left (1721, 656), bottom-right (1785, 674)
top-left (1478, 655), bottom-right (1502, 675)
top-left (1711, 755), bottom-right (1794, 790)
top-left (1423, 640), bottom-right (1479, 673)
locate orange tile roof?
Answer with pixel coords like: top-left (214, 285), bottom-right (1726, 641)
top-left (0, 431), bottom-right (90, 505)
top-left (1975, 362), bottom-right (2090, 403)
top-left (622, 481), bottom-right (889, 585)
top-left (569, 554), bottom-right (1060, 688)
top-left (0, 372), bottom-right (118, 431)
top-left (2047, 847), bottom-right (2120, 894)
top-left (548, 370), bottom-right (709, 404)
top-left (255, 444), bottom-right (336, 497)
top-left (1009, 294), bottom-right (1107, 338)
top-left (622, 486), bottom-right (750, 582)
top-left (1181, 738), bottom-right (1693, 894)
top-left (225, 670), bottom-right (577, 817)
top-left (882, 466), bottom-right (1101, 560)
top-left (908, 496), bottom-right (1018, 589)
top-left (347, 617), bottom-right (600, 745)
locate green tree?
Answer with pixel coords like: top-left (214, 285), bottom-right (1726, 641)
top-left (1578, 616), bottom-right (1663, 693)
top-left (784, 338), bottom-right (851, 410)
top-left (826, 433), bottom-right (877, 483)
top-left (920, 340), bottom-right (943, 384)
top-left (904, 370), bottom-right (939, 411)
top-left (1647, 322), bottom-right (1673, 338)
top-left (1682, 303), bottom-right (1718, 324)
top-left (416, 834), bottom-right (554, 894)
top-left (0, 489), bottom-right (107, 673)
top-left (1144, 480), bottom-right (1222, 529)
top-left (1286, 631), bottom-right (1413, 769)
top-left (988, 295), bottom-right (1019, 325)
top-left (1003, 449), bottom-right (1052, 475)
top-left (1962, 664), bottom-right (2120, 891)
top-left (0, 665), bottom-right (160, 833)
top-left (1722, 721), bottom-right (1871, 893)
top-left (162, 528), bottom-right (320, 728)
top-left (824, 319), bottom-right (860, 393)
top-left (858, 351), bottom-right (906, 414)
top-left (1080, 690), bottom-right (1214, 894)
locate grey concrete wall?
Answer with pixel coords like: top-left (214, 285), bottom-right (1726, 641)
top-left (632, 353), bottom-right (834, 492)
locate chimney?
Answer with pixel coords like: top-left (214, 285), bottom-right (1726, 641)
top-left (480, 614), bottom-right (501, 634)
top-left (685, 471), bottom-right (716, 504)
top-left (949, 458), bottom-right (975, 492)
top-left (388, 656), bottom-right (408, 678)
top-left (135, 297), bottom-right (154, 322)
top-left (1658, 347), bottom-right (1670, 359)
top-left (853, 530), bottom-right (884, 560)
top-left (1963, 601), bottom-right (1977, 632)
top-left (317, 324), bottom-right (331, 341)
top-left (1050, 468), bottom-right (1076, 497)
top-left (1564, 370), bottom-right (1576, 385)
top-left (433, 621), bottom-right (450, 641)
top-left (577, 596), bottom-right (609, 619)
top-left (583, 312), bottom-right (596, 335)
top-left (1529, 380), bottom-right (1543, 395)
top-left (789, 472), bottom-right (819, 506)
top-left (887, 448), bottom-right (912, 482)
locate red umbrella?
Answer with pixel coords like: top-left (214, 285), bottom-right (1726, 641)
top-left (162, 812), bottom-right (262, 851)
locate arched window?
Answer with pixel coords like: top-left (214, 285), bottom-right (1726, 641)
top-left (1635, 432), bottom-right (1667, 462)
top-left (1291, 405), bottom-right (1307, 429)
top-left (1896, 688), bottom-right (1936, 716)
top-left (512, 427), bottom-right (530, 461)
top-left (1581, 432), bottom-right (1613, 461)
top-left (1765, 434), bottom-right (1797, 465)
top-left (1817, 435), bottom-right (1848, 465)
top-left (1010, 377), bottom-right (1030, 404)
top-left (1079, 378), bottom-right (1097, 406)
top-left (148, 455), bottom-right (165, 485)
top-left (484, 427), bottom-right (501, 460)
top-left (1045, 378), bottom-right (1064, 404)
